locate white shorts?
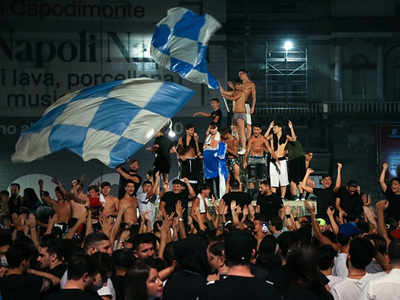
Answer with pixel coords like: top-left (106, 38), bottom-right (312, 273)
top-left (245, 104), bottom-right (252, 125)
top-left (269, 159), bottom-right (289, 187)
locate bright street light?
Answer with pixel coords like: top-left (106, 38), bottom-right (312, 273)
top-left (283, 40), bottom-right (293, 51)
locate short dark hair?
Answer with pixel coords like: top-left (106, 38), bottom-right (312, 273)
top-left (199, 184), bottom-right (210, 192)
top-left (239, 69), bottom-right (248, 74)
top-left (67, 254), bottom-right (98, 280)
top-left (172, 179), bottom-right (182, 185)
top-left (220, 128), bottom-right (231, 135)
top-left (112, 249), bottom-right (135, 269)
top-left (101, 182), bottom-right (111, 188)
top-left (131, 233), bottom-right (156, 250)
top-left (6, 243), bottom-right (33, 268)
top-left (389, 238), bottom-right (400, 265)
top-left (89, 252), bottom-right (113, 279)
top-left (253, 123), bottom-right (262, 129)
top-left (347, 180), bottom-right (358, 187)
top-left (349, 238), bottom-right (375, 270)
top-left (260, 180), bottom-right (270, 187)
top-left (270, 216), bottom-right (283, 231)
top-left (317, 245), bottom-right (337, 270)
top-left (40, 237), bottom-right (64, 261)
top-left (185, 123), bottom-right (195, 130)
top-left (88, 185), bottom-right (99, 193)
top-left (10, 183), bottom-right (20, 190)
top-left (0, 190), bottom-right (9, 197)
top-left (209, 123), bottom-right (217, 129)
top-left (124, 180), bottom-right (136, 188)
top-left (142, 180), bottom-right (152, 186)
top-left (83, 232), bottom-right (109, 253)
top-left (390, 177), bottom-right (400, 185)
top-left (210, 98), bottom-right (220, 103)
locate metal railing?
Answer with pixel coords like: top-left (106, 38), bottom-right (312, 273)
top-left (255, 101), bottom-right (400, 115)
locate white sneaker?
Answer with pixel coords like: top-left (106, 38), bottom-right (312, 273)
top-left (238, 148), bottom-right (246, 155)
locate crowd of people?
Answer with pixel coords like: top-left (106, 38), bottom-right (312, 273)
top-left (1, 69), bottom-right (400, 300)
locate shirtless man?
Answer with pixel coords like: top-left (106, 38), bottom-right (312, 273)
top-left (220, 83), bottom-right (247, 155)
top-left (176, 123), bottom-right (201, 184)
top-left (221, 128), bottom-right (240, 191)
top-left (265, 120), bottom-right (296, 199)
top-left (229, 69), bottom-right (256, 139)
top-left (51, 177), bottom-right (88, 223)
top-left (119, 181), bottom-right (138, 225)
top-left (39, 179), bottom-right (71, 225)
top-left (244, 124), bottom-right (276, 181)
top-left (101, 182), bottom-right (119, 217)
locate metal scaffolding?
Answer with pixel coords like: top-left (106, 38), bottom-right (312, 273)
top-left (265, 42), bottom-right (308, 102)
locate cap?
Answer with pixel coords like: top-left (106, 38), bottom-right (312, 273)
top-left (390, 229), bottom-right (400, 240)
top-left (339, 223), bottom-right (361, 237)
top-left (316, 218), bottom-right (326, 226)
top-left (225, 230), bottom-right (256, 264)
top-left (347, 180), bottom-right (358, 187)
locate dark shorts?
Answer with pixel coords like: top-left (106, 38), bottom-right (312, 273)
top-left (226, 157), bottom-right (239, 173)
top-left (179, 158), bottom-right (202, 183)
top-left (289, 156), bottom-right (306, 183)
top-left (154, 156), bottom-right (170, 174)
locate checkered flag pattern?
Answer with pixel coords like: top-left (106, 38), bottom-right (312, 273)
top-left (12, 78), bottom-right (194, 167)
top-left (150, 7), bottom-right (221, 89)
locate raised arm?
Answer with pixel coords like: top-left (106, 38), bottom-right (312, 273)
top-left (333, 163), bottom-right (343, 193)
top-left (193, 112), bottom-right (211, 118)
top-left (300, 168), bottom-right (314, 193)
top-left (183, 178), bottom-right (196, 199)
top-left (379, 162), bottom-right (388, 193)
top-left (116, 167), bottom-right (140, 183)
top-left (264, 121), bottom-right (274, 138)
top-left (305, 201), bottom-right (340, 251)
top-left (250, 83), bottom-right (256, 114)
top-left (286, 120), bottom-right (297, 142)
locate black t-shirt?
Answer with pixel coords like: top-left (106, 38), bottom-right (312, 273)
top-left (161, 191), bottom-right (189, 215)
top-left (118, 167), bottom-right (142, 198)
top-left (314, 187), bottom-right (337, 219)
top-left (0, 273), bottom-right (43, 300)
top-left (222, 192), bottom-right (252, 208)
top-left (8, 194), bottom-right (23, 214)
top-left (384, 186), bottom-right (400, 221)
top-left (45, 288), bottom-right (102, 300)
top-left (154, 135), bottom-right (173, 159)
top-left (336, 187), bottom-right (362, 216)
top-left (201, 275), bottom-right (280, 300)
top-left (256, 192), bottom-right (283, 220)
top-left (210, 109), bottom-right (222, 127)
top-left (164, 269), bottom-right (207, 300)
top-left (48, 263), bottom-right (67, 279)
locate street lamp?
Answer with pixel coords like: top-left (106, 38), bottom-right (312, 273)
top-left (283, 40), bottom-right (293, 51)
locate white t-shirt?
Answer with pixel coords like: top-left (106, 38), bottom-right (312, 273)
top-left (136, 187), bottom-right (158, 225)
top-left (333, 252), bottom-right (348, 277)
top-left (360, 268), bottom-right (400, 300)
top-left (327, 274), bottom-right (345, 288)
top-left (330, 273), bottom-right (385, 300)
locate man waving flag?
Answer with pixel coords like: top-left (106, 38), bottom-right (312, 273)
top-left (150, 7), bottom-right (221, 89)
top-left (12, 78), bottom-right (194, 167)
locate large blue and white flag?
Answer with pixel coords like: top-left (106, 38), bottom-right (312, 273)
top-left (150, 7), bottom-right (221, 89)
top-left (12, 78), bottom-right (194, 167)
